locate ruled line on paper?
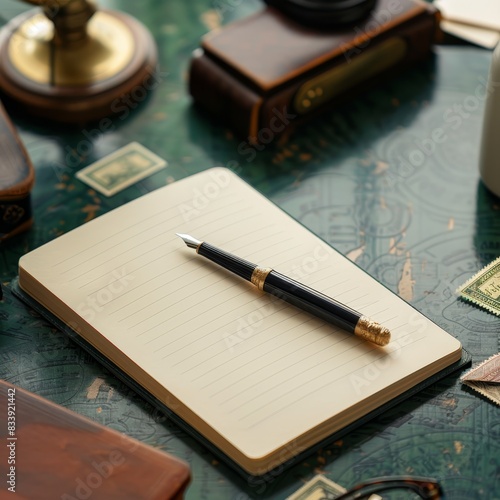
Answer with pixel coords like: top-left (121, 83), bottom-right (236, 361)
top-left (78, 238), bottom-right (179, 291)
top-left (78, 253), bottom-right (186, 315)
top-left (118, 270), bottom-right (228, 325)
top-left (142, 282), bottom-right (254, 344)
top-left (352, 299), bottom-right (383, 311)
top-left (138, 279), bottom-right (259, 344)
top-left (245, 339), bottom-right (428, 429)
top-left (201, 311), bottom-right (310, 392)
top-left (141, 294), bottom-right (240, 342)
top-left (65, 203), bottom-right (253, 284)
top-left (171, 240), bottom-right (389, 383)
top-left (65, 227), bottom-right (173, 282)
top-left (204, 301), bottom-right (394, 397)
top-left (205, 322), bottom-right (332, 397)
top-left (184, 310), bottom-right (316, 378)
top-left (188, 207), bottom-right (259, 240)
top-left (201, 311), bottom-right (418, 413)
top-left (107, 261), bottom-right (202, 316)
top-left (245, 357), bottom-right (388, 429)
top-left (60, 193), bottom-right (245, 278)
top-left (232, 345), bottom-right (377, 420)
top-left (165, 295), bottom-right (292, 365)
top-left (211, 329), bottom-right (354, 398)
top-left (166, 268), bottom-right (362, 374)
top-left (221, 223), bottom-right (282, 248)
top-left (57, 201), bottom-right (188, 273)
top-left (138, 236), bottom-right (342, 360)
top-left (236, 328), bottom-right (425, 424)
top-left (156, 295), bottom-right (282, 359)
top-left (62, 215), bottom-right (178, 275)
top-left (67, 207), bottom-right (277, 316)
top-left (53, 189), bottom-right (244, 271)
top-left (227, 344), bottom-right (367, 418)
top-left (53, 206), bottom-right (176, 270)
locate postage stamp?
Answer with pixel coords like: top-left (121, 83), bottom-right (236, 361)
top-left (287, 474), bottom-right (383, 500)
top-left (287, 475), bottom-right (346, 500)
top-left (457, 256), bottom-right (500, 316)
top-left (461, 352), bottom-right (500, 406)
top-left (76, 142), bottom-right (167, 196)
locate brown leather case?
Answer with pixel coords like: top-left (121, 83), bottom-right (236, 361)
top-left (0, 380), bottom-right (191, 499)
top-left (189, 0), bottom-right (441, 143)
top-left (0, 102), bottom-right (34, 241)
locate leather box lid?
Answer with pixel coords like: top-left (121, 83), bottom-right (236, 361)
top-left (202, 0), bottom-right (435, 91)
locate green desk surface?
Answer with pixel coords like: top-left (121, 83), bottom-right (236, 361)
top-left (1, 1), bottom-right (500, 498)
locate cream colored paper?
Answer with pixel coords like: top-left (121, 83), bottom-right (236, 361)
top-left (19, 168), bottom-right (462, 474)
top-left (435, 0), bottom-right (500, 31)
top-left (440, 20), bottom-right (499, 49)
top-left (435, 0), bottom-right (500, 47)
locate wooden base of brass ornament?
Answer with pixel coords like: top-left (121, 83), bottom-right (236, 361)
top-left (0, 8), bottom-right (157, 124)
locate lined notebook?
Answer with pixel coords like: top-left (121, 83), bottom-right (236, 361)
top-left (18, 167), bottom-right (463, 476)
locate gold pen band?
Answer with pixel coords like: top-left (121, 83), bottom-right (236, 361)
top-left (251, 266), bottom-right (272, 291)
top-left (354, 316), bottom-right (391, 346)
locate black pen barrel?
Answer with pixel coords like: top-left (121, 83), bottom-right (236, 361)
top-left (178, 234), bottom-right (390, 346)
top-left (263, 271), bottom-right (360, 333)
top-left (198, 242), bottom-right (256, 281)
top-left (197, 242), bottom-right (360, 332)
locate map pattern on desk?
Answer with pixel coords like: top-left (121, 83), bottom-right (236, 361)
top-left (1, 1), bottom-right (500, 498)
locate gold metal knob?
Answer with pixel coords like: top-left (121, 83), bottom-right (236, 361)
top-left (32, 0), bottom-right (97, 47)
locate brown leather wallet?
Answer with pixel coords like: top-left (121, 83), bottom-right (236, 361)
top-left (189, 0), bottom-right (441, 144)
top-left (1, 380), bottom-right (191, 499)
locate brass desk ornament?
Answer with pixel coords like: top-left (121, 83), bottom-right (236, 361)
top-left (0, 0), bottom-right (157, 123)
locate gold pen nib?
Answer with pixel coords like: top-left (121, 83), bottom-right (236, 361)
top-left (354, 316), bottom-right (391, 346)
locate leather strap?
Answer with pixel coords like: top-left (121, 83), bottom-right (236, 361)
top-left (0, 101), bottom-right (34, 240)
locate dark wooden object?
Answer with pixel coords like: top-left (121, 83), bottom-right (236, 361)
top-left (189, 0), bottom-right (441, 141)
top-left (0, 101), bottom-right (34, 241)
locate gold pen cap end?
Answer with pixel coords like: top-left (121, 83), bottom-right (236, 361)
top-left (354, 316), bottom-right (391, 346)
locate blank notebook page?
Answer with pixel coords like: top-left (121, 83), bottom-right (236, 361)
top-left (19, 167), bottom-right (461, 467)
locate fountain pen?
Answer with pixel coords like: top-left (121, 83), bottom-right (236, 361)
top-left (176, 234), bottom-right (391, 346)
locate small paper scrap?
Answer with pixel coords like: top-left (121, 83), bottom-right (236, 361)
top-left (457, 256), bottom-right (500, 316)
top-left (287, 475), bottom-right (346, 500)
top-left (286, 474), bottom-right (382, 500)
top-left (461, 353), bottom-right (500, 406)
top-left (434, 0), bottom-right (500, 48)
